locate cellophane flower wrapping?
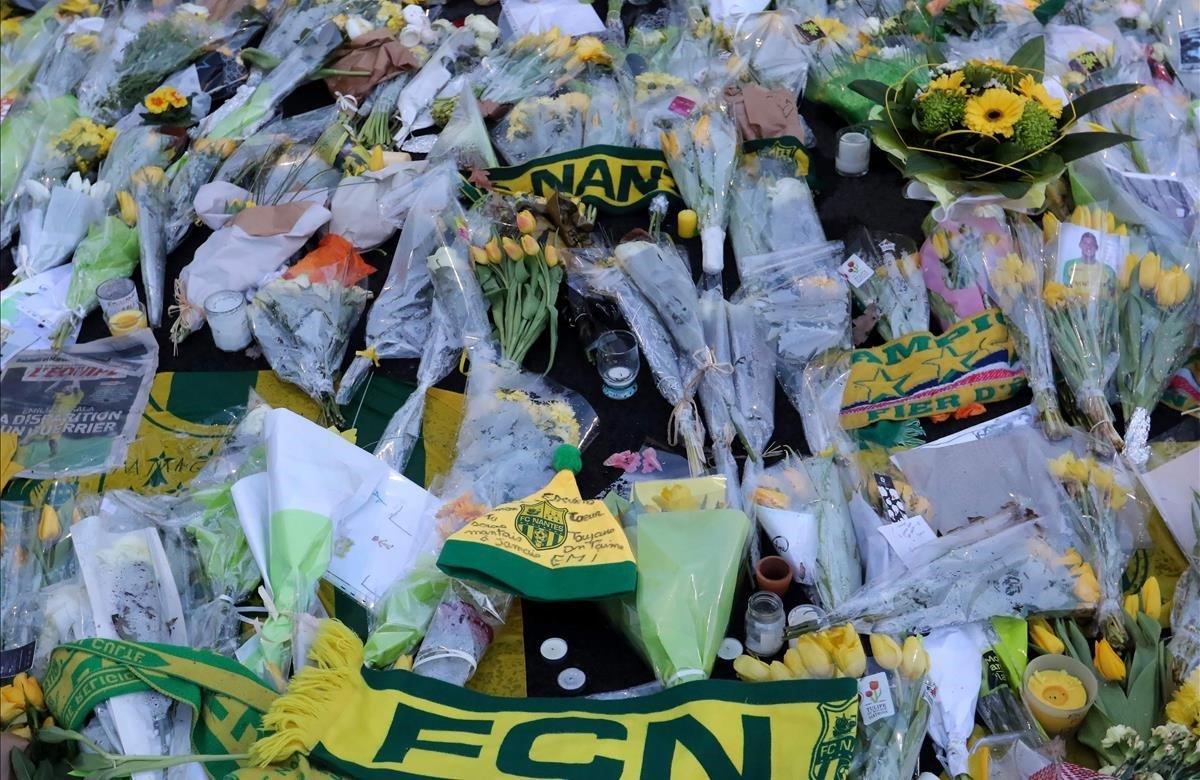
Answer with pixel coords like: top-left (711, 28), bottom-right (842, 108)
top-left (962, 213), bottom-right (1070, 439)
top-left (27, 19), bottom-right (102, 103)
top-left (917, 202), bottom-right (992, 330)
top-left (696, 285), bottom-right (740, 509)
top-left (336, 169), bottom-right (448, 388)
top-left (658, 98), bottom-right (737, 274)
top-left (846, 228), bottom-right (930, 341)
top-left (852, 637), bottom-right (930, 780)
top-left (727, 10), bottom-right (811, 97)
top-left (605, 506), bottom-right (750, 687)
top-left (473, 27), bottom-right (582, 107)
top-left (410, 354), bottom-right (596, 685)
top-left (247, 239), bottom-right (374, 426)
top-left (806, 454), bottom-right (864, 610)
top-left (807, 41), bottom-right (926, 124)
top-left (1116, 246), bottom-right (1198, 465)
top-left (0, 0), bottom-right (68, 99)
top-left (0, 95), bottom-right (79, 230)
top-left (729, 152), bottom-right (824, 260)
top-left (53, 215), bottom-right (139, 345)
top-left (78, 2), bottom-right (255, 124)
top-left (163, 137), bottom-right (237, 252)
top-left (328, 161), bottom-right (426, 251)
top-left (131, 165), bottom-right (169, 327)
top-left (726, 297), bottom-right (776, 515)
top-left (824, 507), bottom-right (1088, 635)
top-left (1169, 552), bottom-right (1200, 687)
top-left (96, 125), bottom-right (175, 213)
top-left (1041, 208), bottom-right (1123, 451)
top-left (13, 172), bottom-right (108, 280)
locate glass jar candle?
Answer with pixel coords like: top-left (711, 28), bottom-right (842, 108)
top-left (204, 290), bottom-right (252, 352)
top-left (744, 591), bottom-right (785, 657)
top-left (836, 128), bottom-right (871, 177)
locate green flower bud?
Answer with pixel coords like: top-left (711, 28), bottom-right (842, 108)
top-left (1012, 101), bottom-right (1057, 154)
top-left (915, 91), bottom-right (967, 136)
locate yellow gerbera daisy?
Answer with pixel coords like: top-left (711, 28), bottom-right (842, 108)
top-left (1018, 75), bottom-right (1063, 119)
top-left (925, 70), bottom-right (967, 96)
top-left (964, 88), bottom-right (1026, 137)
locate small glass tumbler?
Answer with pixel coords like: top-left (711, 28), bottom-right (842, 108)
top-left (96, 278), bottom-right (147, 336)
top-left (594, 330), bottom-right (639, 400)
top-left (744, 591), bottom-right (786, 658)
top-left (836, 127), bottom-right (871, 177)
top-left (204, 290), bottom-right (252, 352)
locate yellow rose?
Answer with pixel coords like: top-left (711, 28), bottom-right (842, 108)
top-left (869, 634), bottom-right (903, 671)
top-left (1140, 576), bottom-right (1161, 621)
top-left (1093, 638), bottom-right (1126, 682)
top-left (1029, 618), bottom-right (1065, 654)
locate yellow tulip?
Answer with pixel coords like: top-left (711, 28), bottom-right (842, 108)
top-left (502, 237), bottom-right (524, 261)
top-left (900, 635), bottom-right (929, 680)
top-left (1140, 576), bottom-right (1161, 621)
top-left (545, 244), bottom-right (560, 268)
top-left (660, 130), bottom-right (680, 159)
top-left (769, 661), bottom-right (794, 681)
top-left (515, 210), bottom-right (537, 235)
top-left (1074, 564), bottom-right (1100, 604)
top-left (116, 190), bottom-right (137, 227)
top-left (733, 654), bottom-right (771, 682)
top-left (1071, 205), bottom-right (1090, 228)
top-left (1043, 281), bottom-right (1070, 308)
top-left (520, 234), bottom-right (540, 257)
top-left (1058, 548), bottom-right (1084, 568)
top-left (794, 637), bottom-right (835, 678)
top-left (485, 238), bottom-right (502, 264)
top-left (13, 673), bottom-right (42, 710)
top-left (1118, 253), bottom-right (1137, 289)
top-left (869, 634), bottom-right (903, 671)
top-left (1029, 618), bottom-right (1065, 654)
top-left (1138, 252), bottom-right (1161, 290)
top-left (37, 504), bottom-right (61, 544)
top-left (1104, 209), bottom-right (1116, 233)
top-left (0, 685), bottom-right (24, 709)
top-left (367, 145), bottom-right (385, 172)
top-left (469, 246), bottom-right (489, 266)
top-left (693, 114), bottom-right (711, 146)
top-left (0, 696), bottom-right (21, 726)
top-left (1042, 212), bottom-right (1060, 245)
top-left (1108, 488), bottom-right (1129, 512)
top-left (1093, 638), bottom-right (1126, 683)
top-left (833, 637), bottom-right (867, 678)
top-left (783, 647), bottom-right (807, 677)
top-left (1123, 594), bottom-right (1140, 620)
top-left (1087, 460), bottom-right (1115, 492)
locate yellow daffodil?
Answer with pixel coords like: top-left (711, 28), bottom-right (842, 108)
top-left (132, 166), bottom-right (166, 188)
top-left (1043, 281), bottom-right (1070, 308)
top-left (515, 210), bottom-right (536, 235)
top-left (1138, 252), bottom-right (1161, 290)
top-left (1048, 452), bottom-right (1088, 483)
top-left (964, 88), bottom-right (1026, 138)
top-left (37, 504), bottom-right (61, 544)
top-left (1017, 75), bottom-right (1063, 119)
top-left (1093, 638), bottom-right (1126, 682)
top-left (1029, 618), bottom-right (1065, 654)
top-left (900, 635), bottom-right (929, 680)
top-left (650, 483), bottom-right (700, 512)
top-left (869, 634), bottom-right (903, 671)
top-left (1140, 576), bottom-right (1161, 621)
top-left (1166, 668), bottom-right (1200, 732)
top-left (1086, 459), bottom-right (1115, 492)
top-left (502, 236), bottom-right (523, 261)
top-left (1059, 548), bottom-right (1084, 568)
top-left (794, 636), bottom-right (835, 678)
top-left (544, 244), bottom-right (560, 268)
top-left (733, 654), bottom-right (771, 681)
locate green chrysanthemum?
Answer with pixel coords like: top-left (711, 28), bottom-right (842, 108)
top-left (916, 91), bottom-right (968, 136)
top-left (1012, 101), bottom-right (1058, 153)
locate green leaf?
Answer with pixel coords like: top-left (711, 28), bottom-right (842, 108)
top-left (1034, 0), bottom-right (1067, 24)
top-left (1054, 132), bottom-right (1136, 164)
top-left (992, 179), bottom-right (1034, 200)
top-left (1007, 36), bottom-right (1045, 74)
top-left (903, 152), bottom-right (957, 178)
top-left (34, 727), bottom-right (86, 745)
top-left (11, 750), bottom-right (35, 780)
top-left (848, 80), bottom-right (892, 105)
top-left (1061, 84), bottom-right (1141, 126)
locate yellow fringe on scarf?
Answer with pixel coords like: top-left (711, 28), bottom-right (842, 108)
top-left (249, 620), bottom-right (364, 767)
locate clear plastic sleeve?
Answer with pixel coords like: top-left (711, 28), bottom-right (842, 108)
top-left (131, 166), bottom-right (169, 328)
top-left (845, 228), bottom-right (930, 341)
top-left (411, 578), bottom-right (512, 686)
top-left (729, 154), bottom-right (824, 261)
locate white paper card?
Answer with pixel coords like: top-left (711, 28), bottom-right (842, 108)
top-left (499, 0), bottom-right (605, 40)
top-left (839, 253), bottom-right (873, 288)
top-left (877, 514), bottom-right (937, 567)
top-left (1138, 446), bottom-right (1200, 557)
top-left (858, 672), bottom-right (896, 725)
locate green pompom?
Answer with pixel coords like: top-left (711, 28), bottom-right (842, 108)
top-left (915, 91), bottom-right (967, 136)
top-left (1012, 102), bottom-right (1057, 153)
top-left (553, 444), bottom-right (583, 474)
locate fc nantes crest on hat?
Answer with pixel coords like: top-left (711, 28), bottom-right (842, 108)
top-left (438, 469), bottom-right (636, 601)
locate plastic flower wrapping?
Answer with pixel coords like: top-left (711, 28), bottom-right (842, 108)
top-left (729, 149), bottom-right (824, 261)
top-left (845, 228), bottom-right (930, 341)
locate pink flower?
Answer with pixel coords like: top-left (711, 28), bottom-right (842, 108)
top-left (603, 450), bottom-right (641, 473)
top-left (640, 447), bottom-right (662, 473)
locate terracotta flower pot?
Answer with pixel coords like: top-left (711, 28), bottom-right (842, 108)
top-left (755, 555), bottom-right (793, 596)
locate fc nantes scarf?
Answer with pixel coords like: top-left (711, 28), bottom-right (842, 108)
top-left (43, 637), bottom-right (278, 778)
top-left (437, 468), bottom-right (636, 601)
top-left (251, 621), bottom-right (860, 779)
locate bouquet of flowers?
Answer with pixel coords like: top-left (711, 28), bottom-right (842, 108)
top-left (426, 86), bottom-right (498, 169)
top-left (850, 38), bottom-right (1137, 208)
top-left (1046, 451), bottom-right (1142, 650)
top-left (248, 235), bottom-right (376, 425)
top-left (729, 147), bottom-right (824, 261)
top-left (163, 136), bottom-right (237, 252)
top-left (728, 10), bottom-right (812, 98)
top-left (1116, 248), bottom-right (1198, 465)
top-left (0, 0), bottom-right (88, 101)
top-left (25, 17), bottom-right (102, 104)
top-left (12, 172), bottom-right (108, 280)
top-left (473, 27), bottom-right (589, 107)
top-left (658, 97), bottom-right (738, 274)
top-left (845, 228), bottom-right (930, 341)
top-left (808, 34), bottom-right (927, 125)
top-left (51, 215), bottom-right (139, 347)
top-left (963, 214), bottom-right (1070, 439)
top-left (129, 165), bottom-right (168, 327)
top-left (0, 94), bottom-right (79, 234)
top-left (1041, 205), bottom-right (1125, 451)
top-left (852, 633), bottom-right (932, 780)
top-left (470, 209), bottom-right (565, 369)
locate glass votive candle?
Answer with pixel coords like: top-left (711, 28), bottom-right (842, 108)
top-left (744, 591), bottom-right (786, 658)
top-left (96, 278), bottom-right (147, 336)
top-left (204, 290), bottom-right (252, 352)
top-left (593, 330), bottom-right (639, 399)
top-left (836, 127), bottom-right (871, 177)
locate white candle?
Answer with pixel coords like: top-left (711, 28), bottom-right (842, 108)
top-left (204, 290), bottom-right (252, 352)
top-left (836, 130), bottom-right (871, 177)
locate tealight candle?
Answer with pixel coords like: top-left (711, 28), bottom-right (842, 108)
top-left (1020, 654), bottom-right (1097, 735)
top-left (836, 129), bottom-right (871, 177)
top-left (677, 209), bottom-right (698, 239)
